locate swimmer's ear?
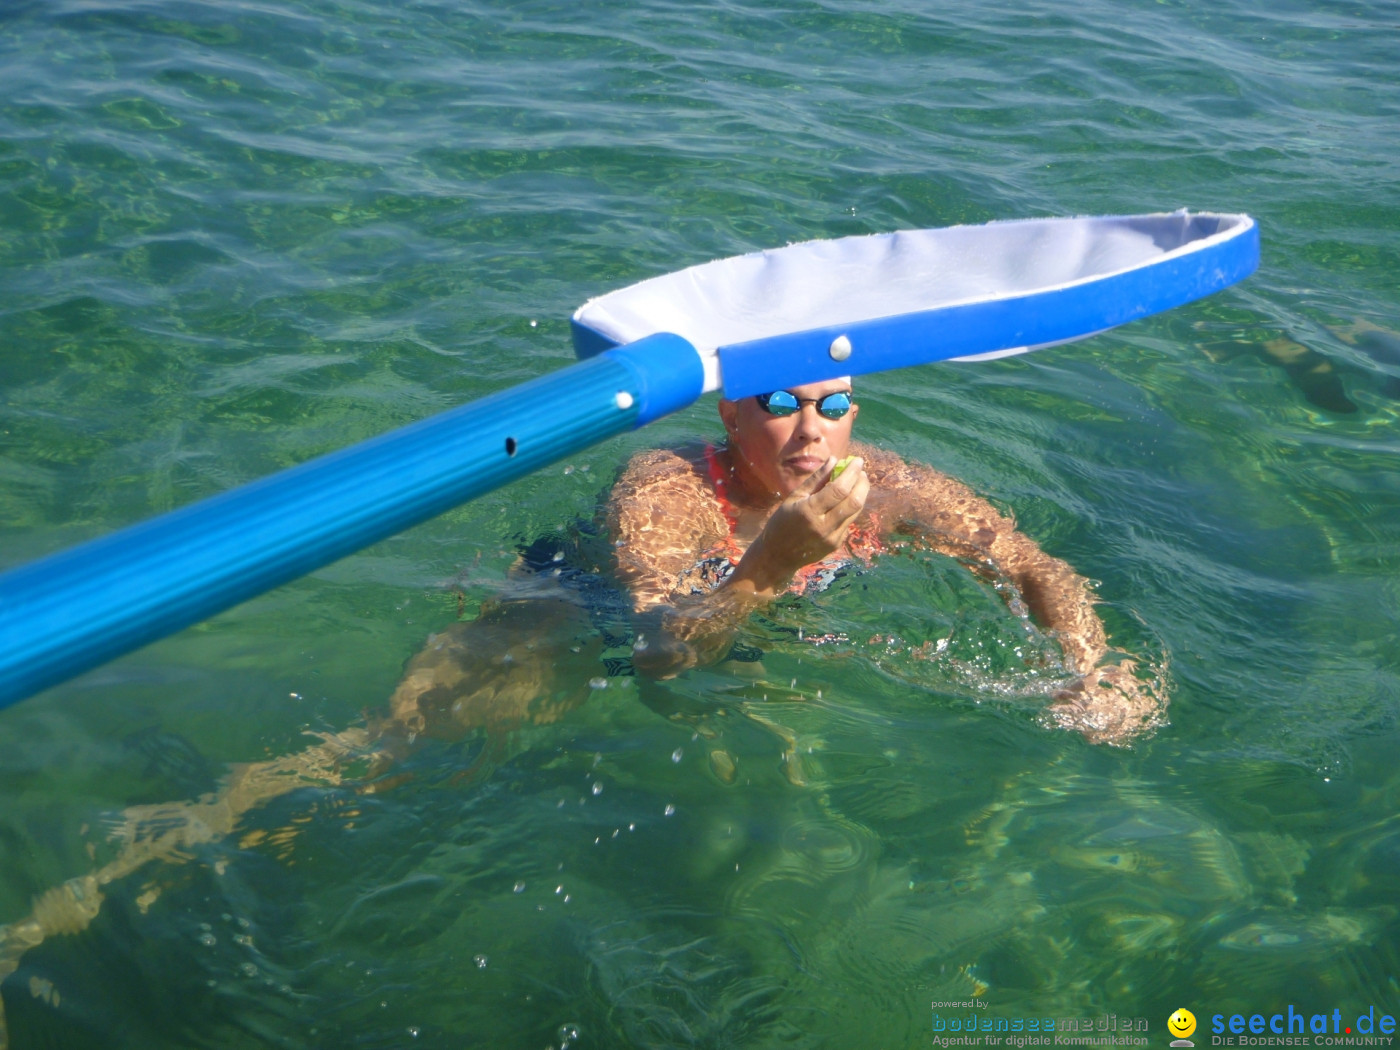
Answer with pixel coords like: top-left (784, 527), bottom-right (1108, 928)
top-left (717, 397), bottom-right (739, 435)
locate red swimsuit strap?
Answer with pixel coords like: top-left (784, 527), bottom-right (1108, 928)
top-left (703, 444), bottom-right (744, 561)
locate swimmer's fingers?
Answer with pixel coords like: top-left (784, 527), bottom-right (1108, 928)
top-left (788, 458), bottom-right (835, 502)
top-left (817, 458), bottom-right (868, 522)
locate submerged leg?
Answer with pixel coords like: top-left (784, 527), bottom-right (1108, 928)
top-left (0, 727), bottom-right (384, 1047)
top-left (0, 595), bottom-right (606, 1046)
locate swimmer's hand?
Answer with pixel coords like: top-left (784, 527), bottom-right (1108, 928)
top-left (736, 455), bottom-right (868, 594)
top-left (1047, 659), bottom-right (1165, 746)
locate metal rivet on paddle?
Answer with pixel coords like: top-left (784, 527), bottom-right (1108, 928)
top-left (829, 334), bottom-right (852, 361)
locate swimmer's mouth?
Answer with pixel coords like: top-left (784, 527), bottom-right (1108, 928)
top-left (786, 455), bottom-right (826, 474)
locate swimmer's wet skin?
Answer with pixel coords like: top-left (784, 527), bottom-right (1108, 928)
top-left (606, 378), bottom-right (1166, 747)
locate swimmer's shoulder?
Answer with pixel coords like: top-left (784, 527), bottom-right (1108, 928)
top-left (851, 442), bottom-right (951, 489)
top-left (854, 442), bottom-right (997, 526)
top-left (611, 443), bottom-right (713, 499)
top-left (606, 443), bottom-right (728, 543)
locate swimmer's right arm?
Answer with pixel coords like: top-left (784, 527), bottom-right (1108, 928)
top-left (606, 450), bottom-right (867, 677)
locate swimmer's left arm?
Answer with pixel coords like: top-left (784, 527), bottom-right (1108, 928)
top-left (860, 447), bottom-right (1106, 671)
top-left (861, 447), bottom-right (1161, 743)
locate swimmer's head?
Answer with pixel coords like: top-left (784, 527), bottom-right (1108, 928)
top-left (718, 376), bottom-right (858, 498)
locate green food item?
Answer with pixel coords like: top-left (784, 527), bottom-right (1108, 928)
top-left (830, 455), bottom-right (856, 481)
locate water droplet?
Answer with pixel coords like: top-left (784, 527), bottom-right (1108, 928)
top-left (555, 885), bottom-right (564, 894)
top-left (408, 1026), bottom-right (421, 1037)
top-left (628, 823), bottom-right (635, 832)
top-left (558, 1022), bottom-right (581, 1046)
top-left (664, 803), bottom-right (676, 817)
top-left (513, 881), bottom-right (526, 893)
top-left (671, 747), bottom-right (683, 763)
top-left (529, 319), bottom-right (538, 328)
top-left (474, 954), bottom-right (488, 969)
top-left (591, 781), bottom-right (603, 796)
top-left (563, 894), bottom-right (571, 903)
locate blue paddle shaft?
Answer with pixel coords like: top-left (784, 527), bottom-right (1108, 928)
top-left (0, 334), bottom-right (703, 710)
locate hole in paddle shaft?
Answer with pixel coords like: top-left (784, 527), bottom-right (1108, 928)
top-left (505, 436), bottom-right (518, 457)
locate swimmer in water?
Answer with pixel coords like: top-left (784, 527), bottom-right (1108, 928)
top-left (0, 377), bottom-right (1161, 1043)
top-left (601, 377), bottom-right (1160, 744)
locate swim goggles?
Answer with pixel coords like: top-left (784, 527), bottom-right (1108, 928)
top-left (755, 390), bottom-right (854, 419)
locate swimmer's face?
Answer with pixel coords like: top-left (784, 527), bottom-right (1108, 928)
top-left (719, 377), bottom-right (858, 498)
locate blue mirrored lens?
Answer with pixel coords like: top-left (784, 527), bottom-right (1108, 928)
top-left (758, 391), bottom-right (800, 415)
top-left (817, 392), bottom-right (852, 419)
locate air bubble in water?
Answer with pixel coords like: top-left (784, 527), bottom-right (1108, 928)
top-left (671, 748), bottom-right (683, 763)
top-left (664, 803), bottom-right (676, 817)
top-left (559, 1023), bottom-right (581, 1046)
top-left (474, 954), bottom-right (488, 969)
top-left (588, 677), bottom-right (608, 690)
top-left (513, 881), bottom-right (525, 893)
top-left (591, 781), bottom-right (603, 796)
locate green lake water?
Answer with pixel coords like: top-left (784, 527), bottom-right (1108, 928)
top-left (2, 0), bottom-right (1399, 1046)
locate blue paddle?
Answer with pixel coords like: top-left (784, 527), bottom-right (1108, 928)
top-left (0, 211), bottom-right (1258, 710)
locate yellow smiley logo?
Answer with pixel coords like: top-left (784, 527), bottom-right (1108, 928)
top-left (1169, 1010), bottom-right (1197, 1039)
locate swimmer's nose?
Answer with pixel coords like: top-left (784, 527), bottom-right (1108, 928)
top-left (792, 401), bottom-right (826, 440)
